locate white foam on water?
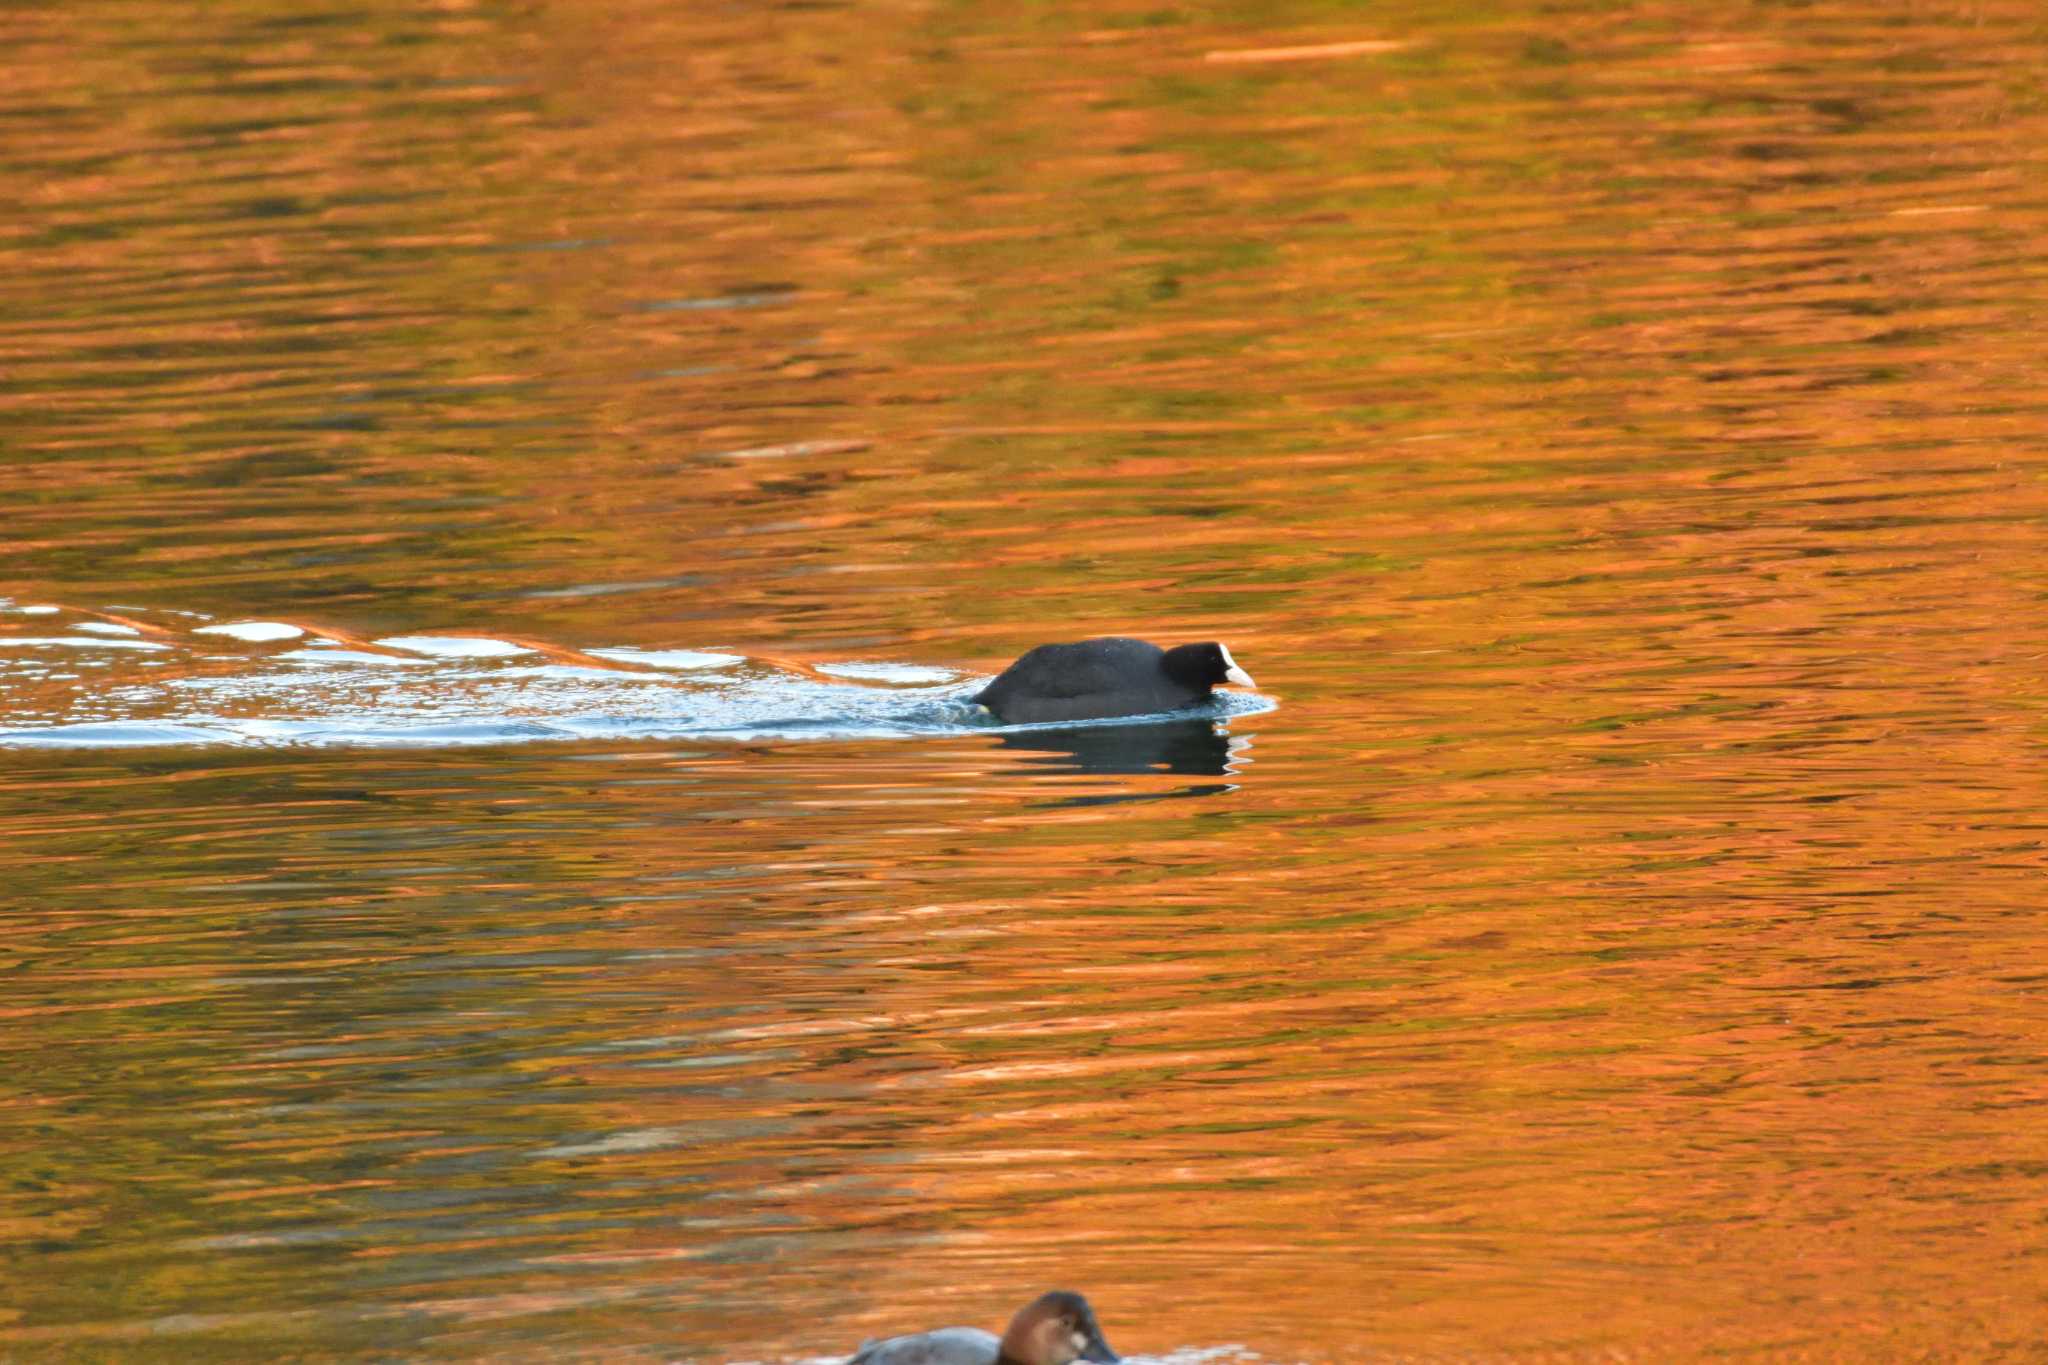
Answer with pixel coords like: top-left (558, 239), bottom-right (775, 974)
top-left (588, 647), bottom-right (743, 670)
top-left (274, 648), bottom-right (432, 667)
top-left (193, 621), bottom-right (303, 642)
top-left (375, 635), bottom-right (533, 658)
top-left (70, 622), bottom-right (143, 636)
top-left (0, 721), bottom-right (240, 747)
top-left (0, 687), bottom-right (1274, 749)
top-left (0, 611), bottom-right (1277, 749)
top-left (814, 661), bottom-right (961, 684)
top-left (0, 636), bottom-right (172, 651)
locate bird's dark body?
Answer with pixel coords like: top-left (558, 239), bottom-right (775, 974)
top-left (973, 637), bottom-right (1216, 724)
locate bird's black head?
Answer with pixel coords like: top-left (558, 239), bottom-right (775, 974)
top-left (1161, 641), bottom-right (1256, 693)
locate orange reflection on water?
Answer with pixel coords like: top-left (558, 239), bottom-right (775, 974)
top-left (3, 0), bottom-right (2048, 1359)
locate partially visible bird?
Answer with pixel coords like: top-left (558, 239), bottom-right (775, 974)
top-left (849, 1290), bottom-right (1119, 1365)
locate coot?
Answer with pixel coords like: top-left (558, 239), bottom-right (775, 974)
top-left (850, 1290), bottom-right (1118, 1365)
top-left (972, 636), bottom-right (1254, 724)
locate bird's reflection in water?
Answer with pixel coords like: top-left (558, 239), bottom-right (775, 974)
top-left (995, 716), bottom-right (1249, 804)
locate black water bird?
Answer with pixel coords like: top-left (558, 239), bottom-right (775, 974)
top-left (972, 636), bottom-right (1255, 724)
top-left (850, 1290), bottom-right (1118, 1365)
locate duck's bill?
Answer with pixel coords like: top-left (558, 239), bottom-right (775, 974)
top-left (1081, 1331), bottom-right (1119, 1364)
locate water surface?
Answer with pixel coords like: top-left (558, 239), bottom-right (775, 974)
top-left (3, 0), bottom-right (2047, 1360)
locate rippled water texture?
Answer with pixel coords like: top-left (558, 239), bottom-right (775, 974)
top-left (4, 1), bottom-right (2047, 1360)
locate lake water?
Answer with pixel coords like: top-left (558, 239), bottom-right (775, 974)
top-left (3, 0), bottom-right (2046, 1359)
